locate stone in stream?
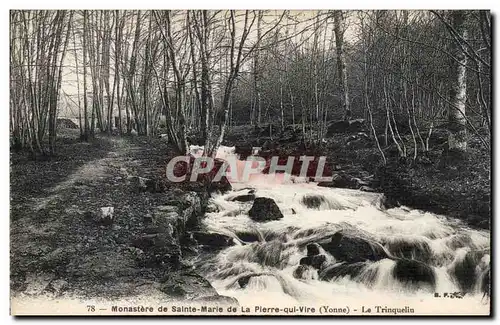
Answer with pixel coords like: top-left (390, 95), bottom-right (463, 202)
top-left (237, 275), bottom-right (252, 288)
top-left (319, 262), bottom-right (369, 282)
top-left (293, 265), bottom-right (318, 280)
top-left (480, 266), bottom-right (490, 297)
top-left (301, 195), bottom-right (325, 209)
top-left (320, 232), bottom-right (389, 263)
top-left (392, 259), bottom-right (436, 290)
top-left (317, 173), bottom-right (353, 189)
top-left (383, 238), bottom-right (432, 263)
top-left (236, 231), bottom-right (260, 243)
top-left (306, 243), bottom-right (321, 256)
top-left (230, 193), bottom-right (256, 203)
top-left (248, 197), bottom-right (284, 222)
top-left (192, 231), bottom-right (235, 250)
top-left (207, 159), bottom-right (233, 194)
top-left (208, 176), bottom-right (232, 194)
top-left (449, 250), bottom-right (485, 292)
top-left (299, 254), bottom-right (326, 270)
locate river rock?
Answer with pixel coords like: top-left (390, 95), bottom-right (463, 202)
top-left (192, 231), bottom-right (235, 249)
top-left (206, 159), bottom-right (233, 194)
top-left (317, 173), bottom-right (353, 189)
top-left (301, 195), bottom-right (325, 209)
top-left (320, 232), bottom-right (388, 263)
top-left (449, 250), bottom-right (484, 292)
top-left (230, 194), bottom-right (256, 202)
top-left (236, 231), bottom-right (260, 243)
top-left (480, 266), bottom-right (490, 297)
top-left (164, 192), bottom-right (204, 228)
top-left (393, 259), bottom-right (436, 290)
top-left (293, 265), bottom-right (318, 280)
top-left (248, 198), bottom-right (284, 222)
top-left (319, 262), bottom-right (368, 282)
top-left (299, 254), bottom-right (326, 270)
top-left (208, 176), bottom-right (232, 194)
top-left (306, 243), bottom-right (321, 256)
top-left (384, 238), bottom-right (432, 263)
top-left (237, 275), bottom-right (252, 288)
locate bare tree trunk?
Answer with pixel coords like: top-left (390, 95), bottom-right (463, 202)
top-left (114, 10), bottom-right (122, 134)
top-left (82, 10), bottom-right (89, 141)
top-left (447, 10), bottom-right (468, 152)
top-left (333, 10), bottom-right (351, 121)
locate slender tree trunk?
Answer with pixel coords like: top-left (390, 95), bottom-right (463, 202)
top-left (447, 10), bottom-right (468, 152)
top-left (333, 10), bottom-right (351, 121)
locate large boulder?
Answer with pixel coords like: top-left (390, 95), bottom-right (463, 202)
top-left (320, 232), bottom-right (389, 263)
top-left (449, 250), bottom-right (485, 292)
top-left (306, 243), bottom-right (321, 256)
top-left (392, 259), bottom-right (436, 291)
top-left (383, 238), bottom-right (432, 263)
top-left (248, 198), bottom-right (284, 222)
top-left (319, 262), bottom-right (368, 282)
top-left (299, 254), bottom-right (326, 270)
top-left (192, 231), bottom-right (235, 250)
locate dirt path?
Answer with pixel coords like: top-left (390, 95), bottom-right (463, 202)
top-left (10, 136), bottom-right (176, 300)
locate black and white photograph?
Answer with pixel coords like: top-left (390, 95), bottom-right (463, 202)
top-left (8, 6), bottom-right (492, 316)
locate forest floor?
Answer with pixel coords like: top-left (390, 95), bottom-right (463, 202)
top-left (10, 130), bottom-right (198, 301)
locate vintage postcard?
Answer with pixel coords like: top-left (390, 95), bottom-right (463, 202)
top-left (9, 8), bottom-right (491, 316)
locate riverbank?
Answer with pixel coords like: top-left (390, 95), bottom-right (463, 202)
top-left (10, 131), bottom-right (230, 304)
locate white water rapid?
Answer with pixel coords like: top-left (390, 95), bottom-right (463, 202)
top-left (189, 145), bottom-right (490, 315)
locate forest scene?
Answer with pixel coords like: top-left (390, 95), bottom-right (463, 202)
top-left (10, 10), bottom-right (491, 315)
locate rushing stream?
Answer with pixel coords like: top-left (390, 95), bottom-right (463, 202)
top-left (189, 146), bottom-right (490, 314)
